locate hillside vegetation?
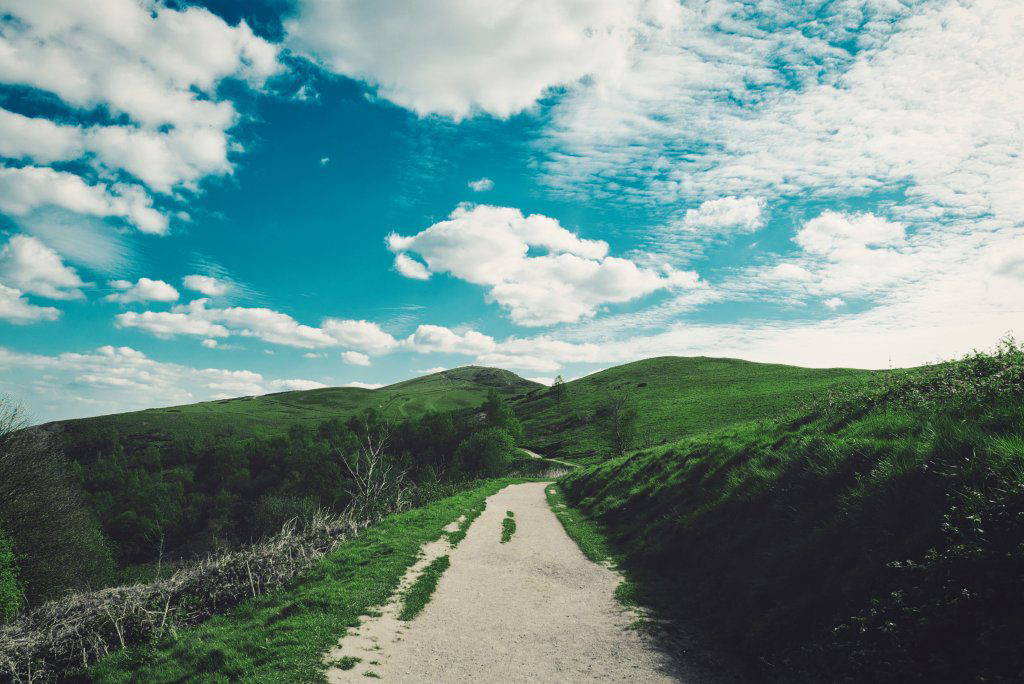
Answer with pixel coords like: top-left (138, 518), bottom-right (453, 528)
top-left (46, 366), bottom-right (537, 447)
top-left (518, 356), bottom-right (872, 461)
top-left (560, 340), bottom-right (1024, 681)
top-left (1, 370), bottom-right (534, 607)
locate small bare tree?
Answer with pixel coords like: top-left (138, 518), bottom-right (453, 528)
top-left (336, 414), bottom-right (411, 519)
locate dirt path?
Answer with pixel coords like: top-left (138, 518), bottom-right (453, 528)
top-left (521, 448), bottom-right (577, 469)
top-left (325, 482), bottom-right (720, 682)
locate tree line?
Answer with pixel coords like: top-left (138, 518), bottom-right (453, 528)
top-left (0, 390), bottom-right (524, 617)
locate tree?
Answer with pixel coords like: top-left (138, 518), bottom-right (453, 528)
top-left (453, 427), bottom-right (516, 477)
top-left (594, 393), bottom-right (639, 456)
top-left (551, 375), bottom-right (566, 403)
top-left (0, 396), bottom-right (114, 603)
top-left (482, 390), bottom-right (523, 442)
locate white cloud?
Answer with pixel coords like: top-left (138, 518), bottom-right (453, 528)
top-left (0, 166), bottom-right (167, 234)
top-left (796, 212), bottom-right (905, 259)
top-left (344, 381), bottom-right (383, 389)
top-left (0, 0), bottom-right (279, 128)
top-left (0, 344), bottom-right (324, 421)
top-left (0, 284), bottom-right (60, 324)
top-left (287, 0), bottom-right (650, 119)
top-left (526, 376), bottom-right (555, 386)
top-left (681, 196), bottom-right (765, 234)
top-left (468, 177), bottom-right (494, 192)
top-left (389, 203), bottom-right (697, 325)
top-left (393, 253), bottom-right (431, 280)
top-left (119, 299), bottom-right (400, 352)
top-left (404, 324), bottom-right (496, 355)
top-left (321, 318), bottom-right (398, 354)
top-left (115, 310), bottom-right (229, 338)
top-left (824, 297), bottom-right (845, 309)
top-left (16, 208), bottom-right (133, 275)
top-left (415, 366), bottom-right (448, 374)
top-left (0, 0), bottom-right (282, 232)
top-left (183, 274), bottom-right (230, 297)
top-left (319, 156), bottom-right (330, 166)
top-left (341, 351), bottom-right (371, 366)
top-left (201, 338), bottom-right (220, 349)
top-left (0, 234), bottom-right (87, 300)
top-left (269, 379), bottom-right (328, 391)
top-left (105, 277), bottom-right (179, 304)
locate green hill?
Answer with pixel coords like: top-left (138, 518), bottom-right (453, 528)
top-left (558, 342), bottom-right (1024, 681)
top-left (45, 365), bottom-right (539, 449)
top-left (516, 356), bottom-right (874, 461)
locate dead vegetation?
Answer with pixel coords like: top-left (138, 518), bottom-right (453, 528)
top-left (0, 442), bottom-right (413, 683)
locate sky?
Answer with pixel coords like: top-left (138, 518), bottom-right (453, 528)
top-left (1, 0), bottom-right (1022, 423)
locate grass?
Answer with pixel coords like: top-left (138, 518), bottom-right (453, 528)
top-left (559, 340), bottom-right (1024, 681)
top-left (87, 478), bottom-right (529, 682)
top-left (327, 656), bottom-right (360, 670)
top-left (544, 485), bottom-right (614, 566)
top-left (500, 511), bottom-right (516, 543)
top-left (398, 555), bottom-right (450, 621)
top-left (50, 366), bottom-right (539, 448)
top-left (517, 356), bottom-right (873, 461)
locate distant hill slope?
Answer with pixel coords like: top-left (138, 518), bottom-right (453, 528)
top-left (45, 366), bottom-right (539, 449)
top-left (515, 356), bottom-right (874, 460)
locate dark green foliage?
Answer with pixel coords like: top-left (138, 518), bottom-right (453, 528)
top-left (0, 402), bottom-right (114, 605)
top-left (0, 526), bottom-right (21, 622)
top-left (560, 340), bottom-right (1024, 682)
top-left (482, 389), bottom-right (524, 442)
top-left (17, 383), bottom-right (528, 602)
top-left (500, 511), bottom-right (516, 543)
top-left (593, 393), bottom-right (639, 455)
top-left (518, 356), bottom-right (872, 460)
top-left (399, 555), bottom-right (451, 621)
top-left (454, 427), bottom-right (517, 477)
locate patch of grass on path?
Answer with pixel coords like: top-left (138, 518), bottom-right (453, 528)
top-left (87, 479), bottom-right (530, 683)
top-left (398, 555), bottom-right (450, 621)
top-left (500, 511), bottom-right (516, 543)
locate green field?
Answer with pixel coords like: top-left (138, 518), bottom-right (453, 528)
top-left (516, 356), bottom-right (874, 461)
top-left (46, 366), bottom-right (539, 448)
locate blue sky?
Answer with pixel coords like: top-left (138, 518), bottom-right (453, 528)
top-left (1, 0), bottom-right (1022, 422)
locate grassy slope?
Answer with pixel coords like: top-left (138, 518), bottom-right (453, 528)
top-left (558, 346), bottom-right (1024, 681)
top-left (88, 478), bottom-right (522, 683)
top-left (517, 356), bottom-right (872, 460)
top-left (46, 366), bottom-right (540, 448)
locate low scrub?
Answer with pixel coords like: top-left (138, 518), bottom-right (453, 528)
top-left (560, 339), bottom-right (1024, 681)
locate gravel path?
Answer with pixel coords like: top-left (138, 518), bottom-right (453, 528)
top-left (326, 482), bottom-right (721, 682)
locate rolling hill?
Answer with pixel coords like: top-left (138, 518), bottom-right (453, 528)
top-left (515, 356), bottom-right (875, 461)
top-left (44, 365), bottom-right (540, 450)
